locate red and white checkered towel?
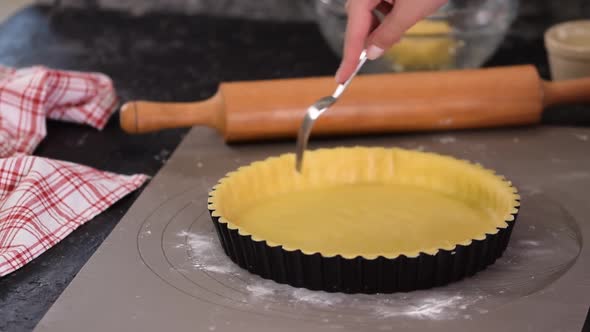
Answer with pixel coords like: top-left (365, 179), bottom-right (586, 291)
top-left (0, 65), bottom-right (148, 277)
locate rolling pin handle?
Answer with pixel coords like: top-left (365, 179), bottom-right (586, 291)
top-left (119, 92), bottom-right (224, 134)
top-left (543, 76), bottom-right (590, 107)
top-left (120, 101), bottom-right (140, 133)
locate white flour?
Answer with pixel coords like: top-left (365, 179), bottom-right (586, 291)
top-left (178, 231), bottom-right (239, 274)
top-left (178, 231), bottom-right (490, 321)
top-left (245, 280), bottom-right (345, 307)
top-left (373, 295), bottom-right (469, 319)
top-left (246, 284), bottom-right (275, 297)
top-left (154, 149), bottom-right (170, 164)
top-left (291, 288), bottom-right (344, 306)
top-left (556, 171), bottom-right (590, 181)
top-left (438, 136), bottom-right (457, 144)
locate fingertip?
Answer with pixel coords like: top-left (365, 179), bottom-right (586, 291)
top-left (335, 62), bottom-right (351, 83)
top-left (335, 65), bottom-right (344, 83)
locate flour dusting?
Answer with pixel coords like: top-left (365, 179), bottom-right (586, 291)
top-left (245, 280), bottom-right (345, 306)
top-left (292, 288), bottom-right (344, 306)
top-left (373, 296), bottom-right (470, 320)
top-left (521, 185), bottom-right (543, 195)
top-left (173, 230), bottom-right (551, 322)
top-left (177, 230), bottom-right (489, 320)
top-left (518, 240), bottom-right (540, 247)
top-left (556, 171), bottom-right (590, 180)
top-left (178, 231), bottom-right (239, 274)
top-left (246, 284), bottom-right (275, 297)
top-left (154, 149), bottom-right (170, 162)
top-left (519, 248), bottom-right (555, 257)
top-left (574, 133), bottom-right (588, 141)
top-left (438, 136), bottom-right (456, 144)
top-left (240, 276), bottom-right (482, 320)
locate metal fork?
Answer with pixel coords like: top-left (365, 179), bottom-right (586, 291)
top-left (294, 49), bottom-right (369, 172)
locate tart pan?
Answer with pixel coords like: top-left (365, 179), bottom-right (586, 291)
top-left (208, 147), bottom-right (520, 294)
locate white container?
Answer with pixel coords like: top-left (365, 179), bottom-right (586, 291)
top-left (545, 20), bottom-right (590, 80)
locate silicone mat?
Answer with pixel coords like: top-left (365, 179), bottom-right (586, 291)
top-left (34, 126), bottom-right (590, 332)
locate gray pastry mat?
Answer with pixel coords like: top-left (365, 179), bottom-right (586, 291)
top-left (34, 126), bottom-right (590, 332)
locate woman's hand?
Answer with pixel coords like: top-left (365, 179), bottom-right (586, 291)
top-left (335, 0), bottom-right (448, 83)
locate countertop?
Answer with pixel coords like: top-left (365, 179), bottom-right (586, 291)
top-left (0, 4), bottom-right (588, 332)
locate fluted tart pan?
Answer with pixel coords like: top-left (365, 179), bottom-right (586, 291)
top-left (208, 147), bottom-right (520, 294)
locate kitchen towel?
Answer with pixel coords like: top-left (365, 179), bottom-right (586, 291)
top-left (0, 65), bottom-right (148, 276)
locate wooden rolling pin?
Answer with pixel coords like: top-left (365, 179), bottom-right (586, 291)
top-left (120, 65), bottom-right (590, 141)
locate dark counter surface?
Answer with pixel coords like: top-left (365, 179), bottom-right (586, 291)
top-left (0, 5), bottom-right (588, 331)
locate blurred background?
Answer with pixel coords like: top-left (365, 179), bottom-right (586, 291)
top-left (0, 0), bottom-right (33, 21)
top-left (2, 0), bottom-right (588, 75)
top-left (22, 0), bottom-right (590, 23)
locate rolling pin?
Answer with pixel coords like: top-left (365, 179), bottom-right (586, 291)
top-left (120, 65), bottom-right (590, 141)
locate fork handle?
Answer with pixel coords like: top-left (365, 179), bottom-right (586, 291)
top-left (333, 49), bottom-right (369, 99)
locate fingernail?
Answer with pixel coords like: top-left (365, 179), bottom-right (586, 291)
top-left (366, 45), bottom-right (384, 60)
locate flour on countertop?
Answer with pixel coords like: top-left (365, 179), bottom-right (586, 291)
top-left (437, 136), bottom-right (457, 144)
top-left (245, 280), bottom-right (478, 320)
top-left (177, 230), bottom-right (489, 320)
top-left (245, 280), bottom-right (345, 307)
top-left (373, 295), bottom-right (473, 320)
top-left (518, 240), bottom-right (540, 247)
top-left (521, 185), bottom-right (543, 195)
top-left (138, 229), bottom-right (153, 239)
top-left (154, 149), bottom-right (171, 163)
top-left (176, 219), bottom-right (577, 323)
top-left (178, 231), bottom-right (239, 274)
top-left (291, 288), bottom-right (345, 306)
top-left (246, 284), bottom-right (275, 297)
top-left (556, 171), bottom-right (590, 181)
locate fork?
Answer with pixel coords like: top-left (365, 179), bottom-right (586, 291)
top-left (294, 49), bottom-right (369, 172)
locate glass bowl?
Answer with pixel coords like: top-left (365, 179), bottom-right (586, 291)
top-left (314, 0), bottom-right (519, 73)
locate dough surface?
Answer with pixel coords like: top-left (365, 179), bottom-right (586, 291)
top-left (238, 183), bottom-right (499, 258)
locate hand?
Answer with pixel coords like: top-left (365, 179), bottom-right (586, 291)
top-left (335, 0), bottom-right (448, 83)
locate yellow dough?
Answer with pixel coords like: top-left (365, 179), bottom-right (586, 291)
top-left (209, 147), bottom-right (519, 260)
top-left (383, 20), bottom-right (457, 70)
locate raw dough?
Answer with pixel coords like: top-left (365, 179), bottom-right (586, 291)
top-left (209, 147), bottom-right (519, 259)
top-left (383, 20), bottom-right (456, 70)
